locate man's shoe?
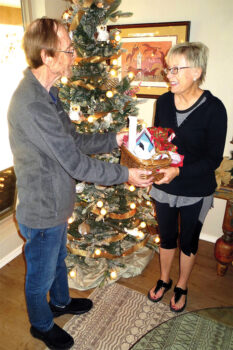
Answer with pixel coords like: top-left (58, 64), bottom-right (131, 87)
top-left (49, 297), bottom-right (93, 317)
top-left (30, 323), bottom-right (74, 349)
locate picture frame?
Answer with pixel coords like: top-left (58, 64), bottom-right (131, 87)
top-left (108, 21), bottom-right (190, 99)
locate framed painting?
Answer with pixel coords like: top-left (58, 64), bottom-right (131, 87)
top-left (108, 21), bottom-right (190, 99)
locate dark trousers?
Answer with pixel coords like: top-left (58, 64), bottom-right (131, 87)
top-left (155, 199), bottom-right (204, 256)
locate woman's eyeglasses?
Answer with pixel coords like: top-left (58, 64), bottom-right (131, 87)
top-left (163, 66), bottom-right (192, 75)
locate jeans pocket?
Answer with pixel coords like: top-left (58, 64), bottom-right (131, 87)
top-left (19, 223), bottom-right (32, 241)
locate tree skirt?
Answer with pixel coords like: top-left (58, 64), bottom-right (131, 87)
top-left (130, 308), bottom-right (233, 350)
top-left (45, 283), bottom-right (177, 350)
top-left (67, 247), bottom-right (155, 290)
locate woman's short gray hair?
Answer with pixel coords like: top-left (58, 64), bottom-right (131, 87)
top-left (167, 42), bottom-right (209, 85)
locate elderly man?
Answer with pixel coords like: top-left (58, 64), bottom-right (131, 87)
top-left (8, 18), bottom-right (153, 349)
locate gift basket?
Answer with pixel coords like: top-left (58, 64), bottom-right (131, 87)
top-left (121, 145), bottom-right (171, 181)
top-left (121, 116), bottom-right (183, 181)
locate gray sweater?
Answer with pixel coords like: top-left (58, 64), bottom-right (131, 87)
top-left (8, 68), bottom-right (128, 228)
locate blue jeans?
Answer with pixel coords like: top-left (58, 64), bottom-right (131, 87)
top-left (18, 222), bottom-right (71, 331)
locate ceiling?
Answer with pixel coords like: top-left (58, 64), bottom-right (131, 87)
top-left (0, 0), bottom-right (21, 7)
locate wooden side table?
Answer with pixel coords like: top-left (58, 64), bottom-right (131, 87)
top-left (214, 198), bottom-right (233, 276)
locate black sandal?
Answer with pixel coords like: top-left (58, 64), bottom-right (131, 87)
top-left (170, 286), bottom-right (188, 313)
top-left (147, 279), bottom-right (172, 303)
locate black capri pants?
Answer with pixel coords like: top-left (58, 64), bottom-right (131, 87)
top-left (155, 199), bottom-right (205, 256)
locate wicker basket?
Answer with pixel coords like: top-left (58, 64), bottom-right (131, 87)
top-left (120, 145), bottom-right (171, 181)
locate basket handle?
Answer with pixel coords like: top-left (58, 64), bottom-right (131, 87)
top-left (151, 150), bottom-right (171, 162)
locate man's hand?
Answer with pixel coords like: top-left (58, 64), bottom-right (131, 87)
top-left (154, 167), bottom-right (180, 185)
top-left (128, 168), bottom-right (154, 188)
top-left (116, 132), bottom-right (128, 147)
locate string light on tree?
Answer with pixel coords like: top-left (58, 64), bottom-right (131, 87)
top-left (154, 234), bottom-right (160, 244)
top-left (97, 200), bottom-right (104, 208)
top-left (129, 185), bottom-right (136, 192)
top-left (139, 221), bottom-right (146, 229)
top-left (128, 71), bottom-right (134, 80)
top-left (69, 270), bottom-right (76, 278)
top-left (110, 68), bottom-right (117, 77)
top-left (137, 231), bottom-right (145, 240)
top-left (110, 270), bottom-right (117, 280)
top-left (106, 90), bottom-right (114, 98)
top-left (129, 202), bottom-right (136, 210)
top-left (112, 59), bottom-right (118, 66)
top-left (114, 32), bottom-right (121, 42)
top-left (88, 116), bottom-right (95, 123)
top-left (68, 214), bottom-right (75, 224)
top-left (61, 76), bottom-right (68, 84)
top-left (100, 207), bottom-right (107, 216)
top-left (94, 248), bottom-right (102, 257)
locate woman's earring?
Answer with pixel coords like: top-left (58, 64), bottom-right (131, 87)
top-left (193, 77), bottom-right (197, 81)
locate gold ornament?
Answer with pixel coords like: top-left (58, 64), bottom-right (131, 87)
top-left (101, 77), bottom-right (119, 90)
top-left (62, 9), bottom-right (72, 20)
top-left (215, 157), bottom-right (233, 189)
top-left (78, 222), bottom-right (91, 235)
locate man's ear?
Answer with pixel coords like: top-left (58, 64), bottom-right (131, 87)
top-left (41, 49), bottom-right (53, 66)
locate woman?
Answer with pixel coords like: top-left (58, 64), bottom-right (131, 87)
top-left (148, 42), bottom-right (227, 312)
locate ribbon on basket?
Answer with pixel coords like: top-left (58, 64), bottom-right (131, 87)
top-left (123, 127), bottom-right (184, 167)
top-left (147, 127), bottom-right (184, 167)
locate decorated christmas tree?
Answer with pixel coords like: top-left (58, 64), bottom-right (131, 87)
top-left (59, 0), bottom-right (159, 290)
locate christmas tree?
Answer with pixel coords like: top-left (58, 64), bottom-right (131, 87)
top-left (59, 0), bottom-right (159, 290)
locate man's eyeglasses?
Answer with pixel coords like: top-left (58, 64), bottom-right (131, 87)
top-left (163, 66), bottom-right (192, 75)
top-left (56, 49), bottom-right (75, 57)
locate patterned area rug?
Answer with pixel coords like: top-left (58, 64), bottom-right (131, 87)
top-left (48, 283), bottom-right (177, 350)
top-left (130, 308), bottom-right (233, 350)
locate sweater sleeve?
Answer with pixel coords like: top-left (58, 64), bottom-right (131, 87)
top-left (26, 101), bottom-right (128, 186)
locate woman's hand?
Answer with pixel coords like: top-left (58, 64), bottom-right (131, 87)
top-left (154, 167), bottom-right (180, 185)
top-left (116, 132), bottom-right (128, 147)
top-left (128, 168), bottom-right (154, 188)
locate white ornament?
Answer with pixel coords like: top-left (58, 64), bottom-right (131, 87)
top-left (69, 103), bottom-right (82, 121)
top-left (104, 113), bottom-right (113, 124)
top-left (76, 182), bottom-right (85, 193)
top-left (96, 25), bottom-right (110, 42)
